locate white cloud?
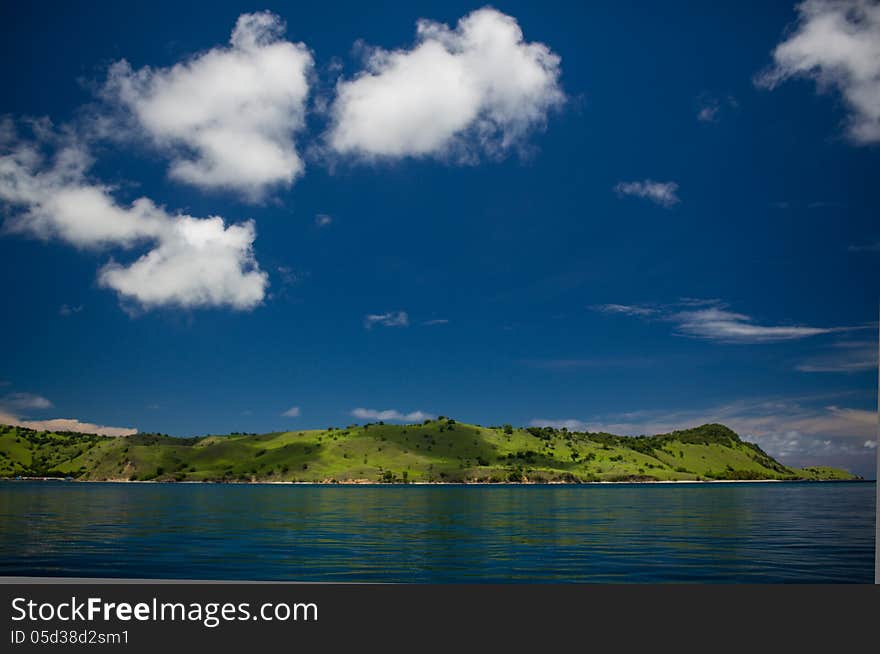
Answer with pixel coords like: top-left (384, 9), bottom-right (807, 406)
top-left (0, 133), bottom-right (268, 310)
top-left (58, 304), bottom-right (83, 316)
top-left (756, 0), bottom-right (880, 144)
top-left (97, 215), bottom-right (265, 310)
top-left (0, 390), bottom-right (135, 436)
top-left (536, 400), bottom-right (877, 441)
top-left (422, 318), bottom-right (449, 326)
top-left (0, 410), bottom-right (136, 437)
top-left (364, 311), bottom-right (409, 329)
top-left (696, 93), bottom-right (737, 123)
top-left (315, 213), bottom-right (333, 227)
top-left (697, 105), bottom-right (720, 122)
top-left (796, 340), bottom-right (877, 372)
top-left (593, 303), bottom-right (657, 317)
top-left (865, 440), bottom-right (878, 449)
top-left (103, 12), bottom-right (313, 198)
top-left (351, 407), bottom-right (433, 422)
top-left (327, 8), bottom-right (564, 160)
top-left (281, 405), bottom-right (301, 417)
top-left (593, 299), bottom-right (858, 344)
top-left (672, 306), bottom-right (838, 343)
top-left (613, 180), bottom-right (680, 208)
top-left (0, 392), bottom-right (52, 411)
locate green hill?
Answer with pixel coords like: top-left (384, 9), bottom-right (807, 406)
top-left (0, 420), bottom-right (859, 483)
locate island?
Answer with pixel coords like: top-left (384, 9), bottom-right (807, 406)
top-left (0, 420), bottom-right (858, 483)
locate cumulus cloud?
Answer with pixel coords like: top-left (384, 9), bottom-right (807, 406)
top-left (0, 410), bottom-right (136, 436)
top-left (592, 299), bottom-right (858, 344)
top-left (315, 213), bottom-right (333, 227)
top-left (613, 180), bottom-right (680, 208)
top-left (364, 311), bottom-right (409, 329)
top-left (531, 396), bottom-right (878, 476)
top-left (97, 215), bottom-right (265, 310)
top-left (351, 407), bottom-right (433, 422)
top-left (281, 405), bottom-right (301, 417)
top-left (103, 12), bottom-right (313, 198)
top-left (327, 8), bottom-right (564, 161)
top-left (756, 0), bottom-right (880, 144)
top-left (0, 131), bottom-right (268, 310)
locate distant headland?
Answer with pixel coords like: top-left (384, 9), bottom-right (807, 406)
top-left (0, 420), bottom-right (859, 484)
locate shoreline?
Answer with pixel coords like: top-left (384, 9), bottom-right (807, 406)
top-left (0, 477), bottom-right (868, 486)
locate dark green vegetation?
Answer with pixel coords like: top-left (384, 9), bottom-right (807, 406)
top-left (0, 421), bottom-right (859, 483)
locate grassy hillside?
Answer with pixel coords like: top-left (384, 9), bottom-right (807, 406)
top-left (0, 420), bottom-right (859, 483)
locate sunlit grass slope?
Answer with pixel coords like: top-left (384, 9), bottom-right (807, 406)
top-left (0, 420), bottom-right (859, 483)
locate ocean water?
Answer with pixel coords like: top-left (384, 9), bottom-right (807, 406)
top-left (0, 481), bottom-right (874, 582)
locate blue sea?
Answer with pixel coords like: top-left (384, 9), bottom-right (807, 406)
top-left (0, 481), bottom-right (875, 582)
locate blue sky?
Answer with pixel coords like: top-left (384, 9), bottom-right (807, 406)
top-left (0, 0), bottom-right (878, 477)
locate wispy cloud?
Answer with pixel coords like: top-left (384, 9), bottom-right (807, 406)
top-left (522, 356), bottom-right (655, 370)
top-left (696, 93), bottom-right (737, 123)
top-left (58, 304), bottom-right (83, 316)
top-left (755, 0), bottom-right (880, 144)
top-left (422, 318), bottom-right (449, 326)
top-left (276, 266), bottom-right (302, 286)
top-left (315, 214), bottom-right (333, 227)
top-left (0, 392), bottom-right (137, 436)
top-left (848, 241), bottom-right (880, 252)
top-left (770, 200), bottom-right (845, 210)
top-left (672, 306), bottom-right (839, 343)
top-left (531, 395), bottom-right (878, 476)
top-left (806, 201), bottom-right (844, 209)
top-left (697, 105), bottom-right (719, 123)
top-left (613, 180), bottom-right (680, 208)
top-left (593, 303), bottom-right (657, 317)
top-left (593, 299), bottom-right (860, 344)
top-left (351, 407), bottom-right (433, 422)
top-left (0, 392), bottom-right (53, 411)
top-left (796, 340), bottom-right (877, 373)
top-left (364, 311), bottom-right (409, 329)
top-left (281, 405), bottom-right (301, 417)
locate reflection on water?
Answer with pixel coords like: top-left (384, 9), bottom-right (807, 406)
top-left (0, 481), bottom-right (874, 582)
